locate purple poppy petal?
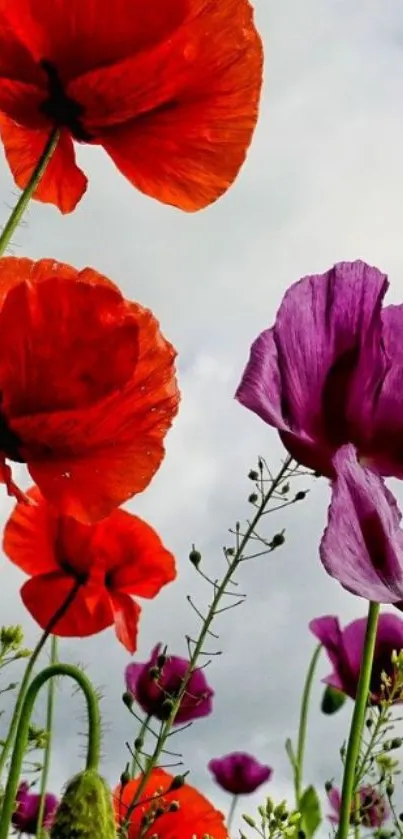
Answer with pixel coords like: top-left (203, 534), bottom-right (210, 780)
top-left (208, 752), bottom-right (272, 795)
top-left (12, 782), bottom-right (58, 834)
top-left (236, 261), bottom-right (388, 473)
top-left (320, 445), bottom-right (403, 601)
top-left (309, 616), bottom-right (346, 691)
top-left (363, 305), bottom-right (403, 477)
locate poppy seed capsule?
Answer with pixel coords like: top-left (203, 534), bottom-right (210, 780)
top-left (189, 547), bottom-right (202, 567)
top-left (50, 769), bottom-right (116, 839)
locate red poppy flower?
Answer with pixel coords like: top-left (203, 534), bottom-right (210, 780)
top-left (0, 256), bottom-right (179, 523)
top-left (114, 768), bottom-right (228, 839)
top-left (0, 0), bottom-right (263, 214)
top-left (3, 486), bottom-right (176, 652)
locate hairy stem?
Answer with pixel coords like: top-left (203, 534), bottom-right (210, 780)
top-left (0, 128), bottom-right (59, 257)
top-left (0, 662), bottom-right (101, 839)
top-left (36, 637), bottom-right (58, 838)
top-left (337, 602), bottom-right (379, 839)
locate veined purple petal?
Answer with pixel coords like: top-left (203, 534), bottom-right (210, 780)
top-left (320, 445), bottom-right (403, 601)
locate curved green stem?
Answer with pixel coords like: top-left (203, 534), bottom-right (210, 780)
top-left (36, 637), bottom-right (58, 838)
top-left (0, 127), bottom-right (59, 257)
top-left (294, 643), bottom-right (322, 806)
top-left (0, 582), bottom-right (80, 779)
top-left (0, 662), bottom-right (101, 839)
top-left (337, 602), bottom-right (380, 839)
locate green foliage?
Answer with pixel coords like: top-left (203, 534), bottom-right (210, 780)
top-left (299, 785), bottom-right (321, 839)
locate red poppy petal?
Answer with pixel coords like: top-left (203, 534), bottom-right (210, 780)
top-left (0, 9), bottom-right (41, 80)
top-left (20, 573), bottom-right (113, 637)
top-left (0, 0), bottom-right (188, 79)
top-left (115, 769), bottom-right (228, 839)
top-left (92, 509), bottom-right (176, 596)
top-left (0, 116), bottom-right (87, 213)
top-left (0, 273), bottom-right (138, 417)
top-left (3, 486), bottom-right (60, 576)
top-left (8, 298), bottom-right (178, 522)
top-left (0, 78), bottom-right (46, 126)
top-left (72, 0), bottom-right (262, 210)
top-left (110, 592), bottom-right (140, 653)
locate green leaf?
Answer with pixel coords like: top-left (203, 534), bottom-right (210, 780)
top-left (299, 785), bottom-right (322, 839)
top-left (321, 684), bottom-right (347, 715)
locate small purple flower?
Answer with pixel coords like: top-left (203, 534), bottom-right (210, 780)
top-left (208, 752), bottom-right (272, 795)
top-left (310, 611), bottom-right (403, 703)
top-left (125, 643), bottom-right (214, 724)
top-left (327, 785), bottom-right (389, 828)
top-left (11, 781), bottom-right (58, 835)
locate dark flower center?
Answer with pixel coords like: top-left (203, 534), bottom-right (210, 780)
top-left (39, 61), bottom-right (92, 141)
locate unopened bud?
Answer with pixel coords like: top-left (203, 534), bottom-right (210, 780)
top-left (248, 470), bottom-right (259, 481)
top-left (226, 547), bottom-right (235, 557)
top-left (390, 738), bottom-right (402, 750)
top-left (189, 546), bottom-right (202, 567)
top-left (248, 493), bottom-right (258, 504)
top-left (281, 483), bottom-right (290, 495)
top-left (50, 770), bottom-right (116, 839)
top-left (324, 781), bottom-right (333, 793)
top-left (0, 625), bottom-right (24, 649)
top-left (294, 490), bottom-right (306, 501)
top-left (242, 815), bottom-right (256, 828)
top-left (266, 797), bottom-right (274, 815)
top-left (169, 801), bottom-right (180, 812)
top-left (122, 691), bottom-right (133, 709)
top-left (157, 652), bottom-right (167, 669)
top-left (161, 698), bottom-right (174, 718)
top-left (169, 775), bottom-right (185, 791)
top-left (386, 781), bottom-right (394, 797)
top-left (120, 765), bottom-right (131, 787)
top-left (134, 736), bottom-right (144, 750)
top-left (271, 532), bottom-right (285, 549)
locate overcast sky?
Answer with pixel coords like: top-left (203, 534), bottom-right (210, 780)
top-left (2, 1), bottom-right (403, 836)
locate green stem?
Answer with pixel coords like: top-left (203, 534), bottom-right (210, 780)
top-left (227, 795), bottom-right (238, 830)
top-left (354, 792), bottom-right (360, 839)
top-left (0, 582), bottom-right (80, 779)
top-left (121, 457), bottom-right (293, 832)
top-left (0, 127), bottom-right (59, 258)
top-left (294, 643), bottom-right (322, 806)
top-left (36, 637), bottom-right (58, 838)
top-left (0, 662), bottom-right (101, 839)
top-left (337, 602), bottom-right (380, 839)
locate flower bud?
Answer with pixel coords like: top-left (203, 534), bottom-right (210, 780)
top-left (168, 775), bottom-right (185, 791)
top-left (0, 625), bottom-right (24, 649)
top-left (169, 801), bottom-right (180, 812)
top-left (148, 666), bottom-right (160, 680)
top-left (122, 691), bottom-right (133, 709)
top-left (134, 736), bottom-right (144, 750)
top-left (156, 652), bottom-right (167, 669)
top-left (242, 814), bottom-right (256, 828)
top-left (390, 738), bottom-right (402, 750)
top-left (50, 770), bottom-right (116, 839)
top-left (160, 698), bottom-right (175, 718)
top-left (120, 765), bottom-right (131, 787)
top-left (189, 546), bottom-right (202, 568)
top-left (294, 490), bottom-right (306, 501)
top-left (248, 470), bottom-right (259, 481)
top-left (324, 781), bottom-right (333, 793)
top-left (248, 493), bottom-right (258, 504)
top-left (270, 532), bottom-right (285, 549)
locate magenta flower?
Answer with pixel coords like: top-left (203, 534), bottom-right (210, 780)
top-left (235, 260), bottom-right (403, 478)
top-left (310, 611), bottom-right (403, 703)
top-left (319, 444), bottom-right (403, 605)
top-left (327, 785), bottom-right (389, 828)
top-left (125, 643), bottom-right (214, 724)
top-left (11, 781), bottom-right (58, 834)
top-left (208, 752), bottom-right (272, 795)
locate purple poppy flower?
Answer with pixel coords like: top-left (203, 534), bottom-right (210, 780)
top-left (125, 643), bottom-right (214, 724)
top-left (319, 444), bottom-right (403, 605)
top-left (208, 752), bottom-right (272, 795)
top-left (11, 781), bottom-right (58, 834)
top-left (310, 610), bottom-right (403, 703)
top-left (235, 260), bottom-right (403, 479)
top-left (327, 785), bottom-right (389, 828)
